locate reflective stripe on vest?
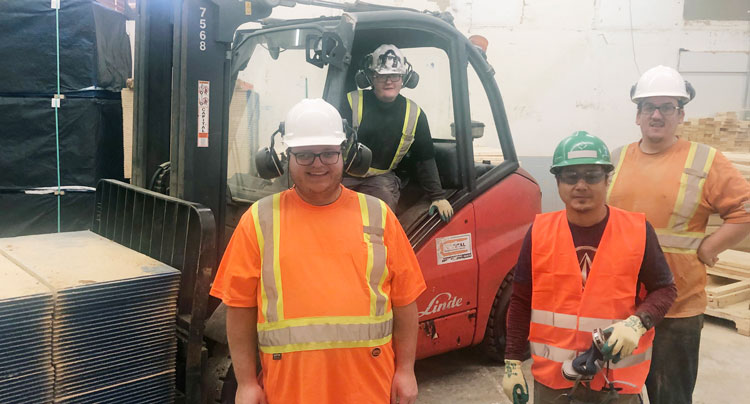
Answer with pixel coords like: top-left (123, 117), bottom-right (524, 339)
top-left (347, 90), bottom-right (421, 177)
top-left (608, 142), bottom-right (716, 254)
top-left (251, 192), bottom-right (393, 354)
top-left (531, 309), bottom-right (618, 332)
top-left (530, 341), bottom-right (653, 370)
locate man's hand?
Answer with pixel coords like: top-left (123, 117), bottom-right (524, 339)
top-left (235, 382), bottom-right (267, 404)
top-left (601, 315), bottom-right (647, 361)
top-left (502, 359), bottom-right (528, 404)
top-left (428, 199), bottom-right (453, 222)
top-left (391, 367), bottom-right (418, 404)
top-left (697, 240), bottom-right (719, 267)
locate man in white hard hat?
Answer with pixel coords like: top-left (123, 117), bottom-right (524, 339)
top-left (211, 99), bottom-right (426, 404)
top-left (342, 44), bottom-right (453, 222)
top-left (607, 65), bottom-right (750, 403)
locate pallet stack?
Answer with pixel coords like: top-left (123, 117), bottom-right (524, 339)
top-left (705, 250), bottom-right (750, 336)
top-left (679, 111), bottom-right (750, 152)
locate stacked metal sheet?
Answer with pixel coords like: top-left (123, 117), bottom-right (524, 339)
top-left (0, 230), bottom-right (180, 403)
top-left (0, 254), bottom-right (55, 404)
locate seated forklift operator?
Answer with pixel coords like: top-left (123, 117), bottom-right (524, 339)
top-left (341, 44), bottom-right (453, 222)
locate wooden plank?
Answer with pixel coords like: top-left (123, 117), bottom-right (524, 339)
top-left (717, 250), bottom-right (750, 271)
top-left (705, 301), bottom-right (750, 336)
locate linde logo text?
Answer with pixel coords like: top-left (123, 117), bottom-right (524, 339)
top-left (418, 292), bottom-right (463, 317)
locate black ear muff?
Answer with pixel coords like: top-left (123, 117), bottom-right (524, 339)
top-left (402, 59), bottom-right (419, 89)
top-left (403, 70), bottom-right (419, 89)
top-left (355, 54), bottom-right (374, 89)
top-left (345, 143), bottom-right (372, 177)
top-left (255, 124), bottom-right (285, 179)
top-left (355, 70), bottom-right (371, 89)
top-left (629, 83), bottom-right (637, 100)
top-left (684, 80), bottom-right (696, 102)
top-left (341, 119), bottom-right (372, 177)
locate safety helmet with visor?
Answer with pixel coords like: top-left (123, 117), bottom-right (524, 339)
top-left (282, 98), bottom-right (346, 148)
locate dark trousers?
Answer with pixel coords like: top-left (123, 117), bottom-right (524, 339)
top-left (646, 315), bottom-right (704, 404)
top-left (342, 172), bottom-right (401, 212)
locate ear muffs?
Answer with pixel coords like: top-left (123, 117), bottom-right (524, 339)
top-left (355, 54), bottom-right (373, 89)
top-left (684, 80), bottom-right (696, 102)
top-left (255, 124), bottom-right (285, 179)
top-left (342, 119), bottom-right (372, 176)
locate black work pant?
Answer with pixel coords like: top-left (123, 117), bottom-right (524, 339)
top-left (342, 172), bottom-right (401, 212)
top-left (646, 314), bottom-right (704, 404)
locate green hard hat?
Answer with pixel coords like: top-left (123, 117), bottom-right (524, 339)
top-left (550, 131), bottom-right (613, 174)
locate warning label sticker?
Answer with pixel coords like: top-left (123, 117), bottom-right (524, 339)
top-left (197, 80), bottom-right (210, 147)
top-left (436, 233), bottom-right (473, 265)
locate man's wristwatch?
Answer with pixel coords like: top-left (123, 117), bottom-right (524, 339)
top-left (636, 312), bottom-right (654, 330)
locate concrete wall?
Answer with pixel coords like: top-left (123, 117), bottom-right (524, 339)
top-left (262, 0), bottom-right (749, 155)
top-left (260, 0), bottom-right (749, 211)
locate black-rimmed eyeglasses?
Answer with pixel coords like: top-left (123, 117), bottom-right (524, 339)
top-left (640, 103), bottom-right (681, 116)
top-left (288, 150), bottom-right (341, 166)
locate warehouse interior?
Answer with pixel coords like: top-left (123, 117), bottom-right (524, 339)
top-left (0, 1), bottom-right (748, 403)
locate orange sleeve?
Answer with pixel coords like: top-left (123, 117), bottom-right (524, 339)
top-left (704, 151), bottom-right (750, 224)
top-left (383, 209), bottom-right (426, 307)
top-left (209, 208), bottom-right (261, 307)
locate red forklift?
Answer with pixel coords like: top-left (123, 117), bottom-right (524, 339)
top-left (112, 0), bottom-right (541, 402)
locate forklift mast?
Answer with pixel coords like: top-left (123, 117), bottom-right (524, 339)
top-left (132, 0), bottom-right (401, 253)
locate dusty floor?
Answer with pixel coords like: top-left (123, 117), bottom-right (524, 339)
top-left (415, 316), bottom-right (750, 403)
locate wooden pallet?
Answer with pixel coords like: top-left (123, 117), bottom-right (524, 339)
top-left (705, 250), bottom-right (750, 336)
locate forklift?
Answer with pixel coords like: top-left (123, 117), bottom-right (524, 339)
top-left (121, 1), bottom-right (541, 402)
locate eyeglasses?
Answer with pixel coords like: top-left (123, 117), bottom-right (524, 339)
top-left (372, 73), bottom-right (403, 83)
top-left (640, 103), bottom-right (680, 116)
top-left (557, 170), bottom-right (607, 185)
top-left (288, 150), bottom-right (341, 166)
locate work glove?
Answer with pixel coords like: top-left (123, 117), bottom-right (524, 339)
top-left (428, 199), bottom-right (453, 222)
top-left (502, 359), bottom-right (529, 404)
top-left (601, 315), bottom-right (647, 362)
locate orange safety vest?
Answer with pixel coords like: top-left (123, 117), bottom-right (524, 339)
top-left (251, 192), bottom-right (393, 354)
top-left (529, 207), bottom-right (655, 394)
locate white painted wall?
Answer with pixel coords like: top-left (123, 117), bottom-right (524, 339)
top-left (256, 0), bottom-right (749, 156)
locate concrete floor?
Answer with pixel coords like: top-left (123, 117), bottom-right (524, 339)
top-left (415, 316), bottom-right (750, 403)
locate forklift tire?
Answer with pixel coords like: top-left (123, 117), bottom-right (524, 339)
top-left (482, 271), bottom-right (514, 362)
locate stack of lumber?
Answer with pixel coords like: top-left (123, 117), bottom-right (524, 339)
top-left (705, 250), bottom-right (750, 336)
top-left (679, 111), bottom-right (750, 152)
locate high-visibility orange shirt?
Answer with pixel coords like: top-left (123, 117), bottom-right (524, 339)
top-left (210, 186), bottom-right (426, 404)
top-left (608, 138), bottom-right (750, 317)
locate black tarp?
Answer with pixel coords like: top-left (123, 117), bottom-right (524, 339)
top-left (0, 191), bottom-right (94, 237)
top-left (0, 93), bottom-right (124, 188)
top-left (0, 0), bottom-right (131, 94)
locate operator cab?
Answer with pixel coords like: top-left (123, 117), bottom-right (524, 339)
top-left (224, 11), bottom-right (517, 239)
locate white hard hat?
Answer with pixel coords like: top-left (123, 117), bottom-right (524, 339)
top-left (630, 65), bottom-right (694, 104)
top-left (366, 44), bottom-right (408, 75)
top-left (282, 99), bottom-right (346, 148)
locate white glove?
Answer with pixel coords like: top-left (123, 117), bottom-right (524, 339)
top-left (428, 199), bottom-right (453, 222)
top-left (601, 315), bottom-right (647, 361)
top-left (502, 359), bottom-right (529, 404)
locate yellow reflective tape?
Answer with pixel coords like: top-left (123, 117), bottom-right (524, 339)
top-left (357, 89), bottom-right (363, 125)
top-left (661, 246), bottom-right (697, 254)
top-left (375, 199), bottom-right (389, 311)
top-left (682, 146), bottom-right (715, 227)
top-left (655, 228), bottom-right (705, 237)
top-left (358, 193), bottom-right (378, 317)
top-left (606, 144), bottom-right (629, 202)
top-left (347, 91), bottom-right (352, 107)
top-left (272, 193), bottom-right (284, 321)
top-left (401, 99), bottom-right (411, 134)
top-left (257, 312), bottom-right (393, 332)
top-left (260, 335), bottom-right (393, 354)
top-left (252, 202), bottom-right (269, 321)
top-left (668, 142), bottom-right (698, 230)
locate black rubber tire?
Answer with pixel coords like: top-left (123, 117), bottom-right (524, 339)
top-left (482, 271), bottom-right (514, 362)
